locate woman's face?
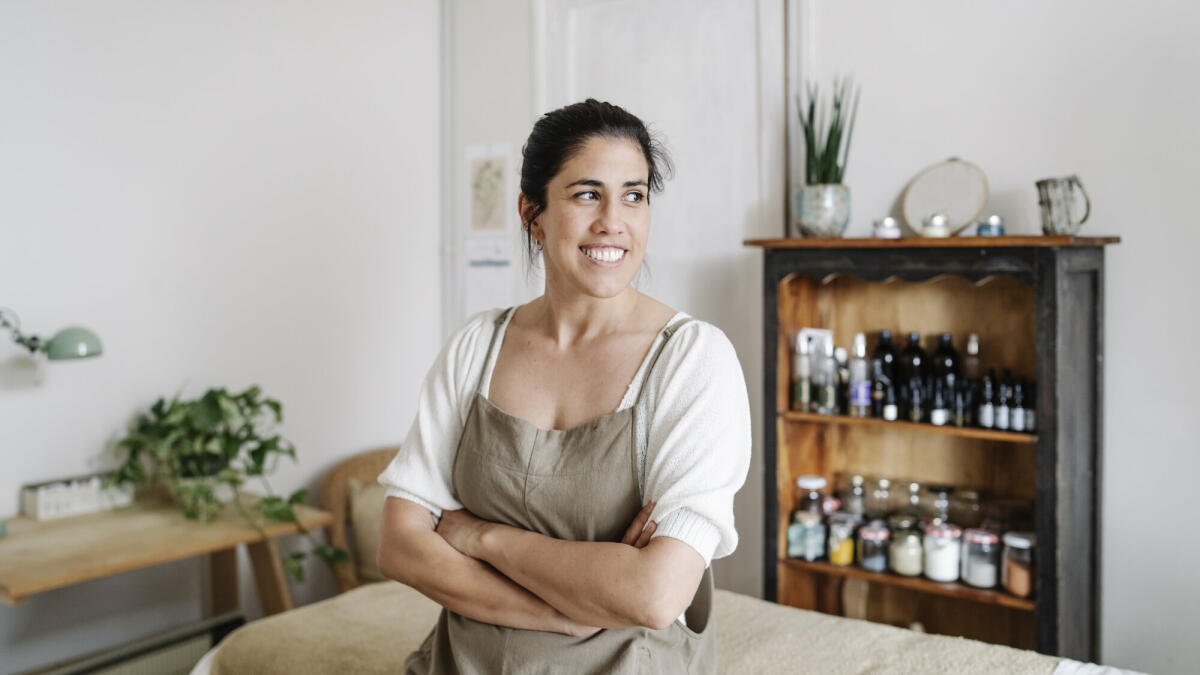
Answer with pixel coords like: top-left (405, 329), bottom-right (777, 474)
top-left (528, 136), bottom-right (650, 300)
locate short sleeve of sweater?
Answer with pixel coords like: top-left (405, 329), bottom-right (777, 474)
top-left (644, 321), bottom-right (752, 567)
top-left (376, 308), bottom-right (500, 519)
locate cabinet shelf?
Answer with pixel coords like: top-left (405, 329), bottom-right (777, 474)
top-left (779, 410), bottom-right (1037, 444)
top-left (781, 558), bottom-right (1036, 612)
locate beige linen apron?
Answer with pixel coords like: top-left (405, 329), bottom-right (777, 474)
top-left (405, 307), bottom-right (716, 674)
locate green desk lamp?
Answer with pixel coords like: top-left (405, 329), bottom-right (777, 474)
top-left (0, 307), bottom-right (102, 360)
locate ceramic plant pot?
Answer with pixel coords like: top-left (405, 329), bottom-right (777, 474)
top-left (791, 184), bottom-right (851, 238)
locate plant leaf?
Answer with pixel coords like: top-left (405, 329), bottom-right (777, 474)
top-left (288, 488), bottom-right (307, 506)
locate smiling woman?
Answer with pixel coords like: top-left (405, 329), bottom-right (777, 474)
top-left (376, 99), bottom-right (751, 674)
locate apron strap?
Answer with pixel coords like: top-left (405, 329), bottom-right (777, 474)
top-left (476, 306), bottom-right (516, 396)
top-left (633, 316), bottom-right (694, 495)
top-left (632, 316), bottom-right (693, 410)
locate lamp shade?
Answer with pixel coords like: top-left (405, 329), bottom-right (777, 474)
top-left (43, 326), bottom-right (103, 360)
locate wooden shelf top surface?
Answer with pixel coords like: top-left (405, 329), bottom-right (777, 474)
top-left (0, 490), bottom-right (332, 605)
top-left (780, 410), bottom-right (1037, 444)
top-left (744, 235), bottom-right (1120, 249)
top-left (782, 558), bottom-right (1036, 611)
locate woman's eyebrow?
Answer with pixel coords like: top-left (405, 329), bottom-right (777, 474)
top-left (564, 178), bottom-right (649, 189)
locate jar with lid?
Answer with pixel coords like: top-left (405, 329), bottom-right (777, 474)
top-left (923, 484), bottom-right (955, 524)
top-left (1002, 531), bottom-right (1036, 598)
top-left (923, 523), bottom-right (963, 582)
top-left (857, 520), bottom-right (891, 572)
top-left (827, 513), bottom-right (861, 567)
top-left (837, 473), bottom-right (867, 517)
top-left (794, 475), bottom-right (827, 516)
top-left (960, 529), bottom-right (1001, 588)
top-left (865, 477), bottom-right (891, 520)
top-left (786, 511), bottom-right (826, 562)
top-left (890, 525), bottom-right (923, 577)
top-left (949, 489), bottom-right (983, 528)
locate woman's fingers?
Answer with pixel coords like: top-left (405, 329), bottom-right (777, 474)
top-left (620, 500), bottom-right (656, 546)
top-left (633, 520), bottom-right (657, 549)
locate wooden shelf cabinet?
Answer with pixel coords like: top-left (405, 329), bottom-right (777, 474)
top-left (746, 237), bottom-right (1117, 661)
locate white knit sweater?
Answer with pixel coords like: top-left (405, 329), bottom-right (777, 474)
top-left (377, 306), bottom-right (752, 568)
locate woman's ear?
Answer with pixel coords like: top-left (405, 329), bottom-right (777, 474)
top-left (518, 194), bottom-right (542, 242)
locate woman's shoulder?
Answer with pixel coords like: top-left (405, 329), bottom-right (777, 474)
top-left (658, 312), bottom-right (742, 375)
top-left (441, 306), bottom-right (509, 364)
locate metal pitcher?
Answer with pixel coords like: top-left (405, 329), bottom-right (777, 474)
top-left (1036, 175), bottom-right (1091, 235)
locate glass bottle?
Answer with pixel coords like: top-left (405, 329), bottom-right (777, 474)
top-left (848, 333), bottom-right (871, 418)
top-left (866, 477), bottom-right (891, 520)
top-left (872, 330), bottom-right (898, 384)
top-left (816, 340), bottom-right (839, 415)
top-left (907, 378), bottom-right (925, 423)
top-left (794, 475), bottom-right (827, 515)
top-left (996, 368), bottom-right (1014, 430)
top-left (930, 380), bottom-right (950, 426)
top-left (932, 333), bottom-right (962, 393)
top-left (963, 333), bottom-right (981, 381)
top-left (791, 333), bottom-right (811, 412)
top-left (898, 332), bottom-right (927, 387)
top-left (871, 360), bottom-right (888, 418)
top-left (1011, 379), bottom-right (1027, 432)
top-left (1024, 378), bottom-right (1037, 432)
top-left (977, 370), bottom-right (996, 429)
top-left (882, 380), bottom-right (899, 421)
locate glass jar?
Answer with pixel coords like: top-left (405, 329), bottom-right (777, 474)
top-left (866, 477), bottom-right (891, 520)
top-left (827, 513), bottom-right (861, 566)
top-left (857, 520), bottom-right (890, 572)
top-left (899, 480), bottom-right (924, 517)
top-left (890, 528), bottom-right (923, 576)
top-left (949, 489), bottom-right (983, 528)
top-left (924, 484), bottom-right (954, 524)
top-left (923, 523), bottom-right (962, 582)
top-left (794, 475), bottom-right (827, 516)
top-left (960, 529), bottom-right (1001, 588)
top-left (980, 498), bottom-right (1034, 533)
top-left (1002, 531), bottom-right (1036, 598)
top-left (837, 473), bottom-right (867, 517)
top-left (786, 511), bottom-right (826, 561)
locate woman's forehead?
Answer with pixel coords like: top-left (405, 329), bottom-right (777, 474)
top-left (554, 136), bottom-right (648, 186)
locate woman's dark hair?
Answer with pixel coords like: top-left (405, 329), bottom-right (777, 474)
top-left (518, 99), bottom-right (672, 273)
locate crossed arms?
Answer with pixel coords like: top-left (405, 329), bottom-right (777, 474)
top-left (377, 496), bottom-right (706, 636)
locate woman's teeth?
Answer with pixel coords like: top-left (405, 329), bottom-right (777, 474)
top-left (581, 247), bottom-right (625, 263)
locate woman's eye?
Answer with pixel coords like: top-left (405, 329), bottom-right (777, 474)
top-left (575, 190), bottom-right (599, 201)
top-left (624, 191), bottom-right (645, 204)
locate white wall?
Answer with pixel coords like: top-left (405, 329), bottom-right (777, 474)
top-left (804, 2), bottom-right (1199, 673)
top-left (0, 1), bottom-right (441, 672)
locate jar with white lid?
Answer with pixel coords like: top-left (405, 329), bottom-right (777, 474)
top-left (827, 512), bottom-right (861, 567)
top-left (1002, 531), bottom-right (1036, 598)
top-left (960, 528), bottom-right (1001, 588)
top-left (857, 520), bottom-right (891, 572)
top-left (794, 475), bottom-right (827, 516)
top-left (923, 523), bottom-right (962, 582)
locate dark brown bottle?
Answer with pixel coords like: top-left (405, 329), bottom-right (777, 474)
top-left (931, 333), bottom-right (962, 393)
top-left (872, 330), bottom-right (898, 384)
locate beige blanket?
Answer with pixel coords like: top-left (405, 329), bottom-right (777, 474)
top-left (210, 581), bottom-right (1062, 674)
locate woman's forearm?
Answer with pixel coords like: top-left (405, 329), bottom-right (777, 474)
top-left (473, 522), bottom-right (661, 630)
top-left (383, 527), bottom-right (589, 636)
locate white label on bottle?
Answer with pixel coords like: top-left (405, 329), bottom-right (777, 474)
top-left (1011, 408), bottom-right (1026, 432)
top-left (883, 404), bottom-right (898, 421)
top-left (930, 408), bottom-right (950, 426)
top-left (978, 404), bottom-right (994, 428)
top-left (1026, 409), bottom-right (1036, 431)
top-left (996, 405), bottom-right (1010, 430)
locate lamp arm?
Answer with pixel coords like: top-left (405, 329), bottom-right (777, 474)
top-left (0, 307), bottom-right (44, 354)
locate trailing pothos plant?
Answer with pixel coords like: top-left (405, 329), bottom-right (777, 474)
top-left (104, 385), bottom-right (349, 583)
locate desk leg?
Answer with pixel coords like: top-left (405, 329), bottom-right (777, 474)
top-left (246, 539), bottom-right (293, 616)
top-left (209, 548), bottom-right (240, 616)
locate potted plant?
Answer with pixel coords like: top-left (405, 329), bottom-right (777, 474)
top-left (793, 76), bottom-right (861, 238)
top-left (104, 385), bottom-right (349, 583)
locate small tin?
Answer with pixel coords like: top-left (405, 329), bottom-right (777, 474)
top-left (921, 212), bottom-right (950, 237)
top-left (976, 214), bottom-right (1006, 236)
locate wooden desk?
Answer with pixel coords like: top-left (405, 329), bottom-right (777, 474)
top-left (0, 489), bottom-right (333, 616)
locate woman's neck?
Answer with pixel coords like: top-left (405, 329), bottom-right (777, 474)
top-left (525, 287), bottom-right (642, 349)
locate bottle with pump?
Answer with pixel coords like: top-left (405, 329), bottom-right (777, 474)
top-left (978, 370), bottom-right (996, 429)
top-left (848, 333), bottom-right (871, 418)
top-left (996, 369), bottom-right (1014, 430)
top-left (932, 333), bottom-right (962, 393)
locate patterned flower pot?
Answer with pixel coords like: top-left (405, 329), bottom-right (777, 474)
top-left (791, 184), bottom-right (851, 238)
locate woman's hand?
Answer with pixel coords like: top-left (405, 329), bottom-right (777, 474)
top-left (435, 508), bottom-right (491, 559)
top-left (620, 500), bottom-right (657, 548)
